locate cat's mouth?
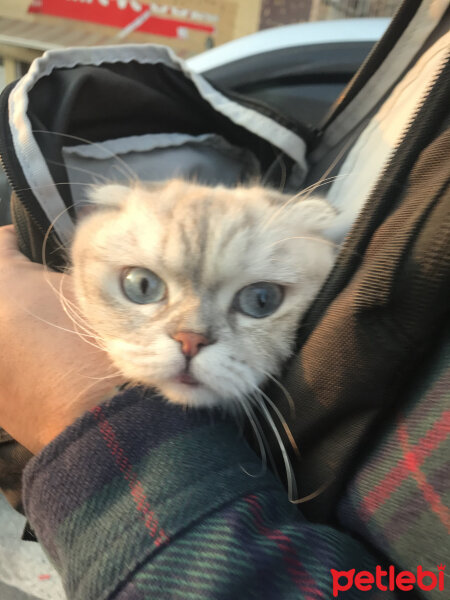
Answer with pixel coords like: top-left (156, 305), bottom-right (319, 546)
top-left (174, 372), bottom-right (200, 387)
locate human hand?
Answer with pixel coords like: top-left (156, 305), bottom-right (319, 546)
top-left (0, 225), bottom-right (124, 453)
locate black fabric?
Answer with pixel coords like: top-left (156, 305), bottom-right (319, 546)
top-left (262, 58), bottom-right (450, 522)
top-left (305, 8), bottom-right (450, 195)
top-left (0, 440), bottom-right (32, 513)
top-left (28, 61), bottom-right (297, 213)
top-left (10, 192), bottom-right (62, 266)
top-left (0, 82), bottom-right (61, 266)
top-left (318, 0), bottom-right (421, 131)
top-left (4, 60), bottom-right (299, 268)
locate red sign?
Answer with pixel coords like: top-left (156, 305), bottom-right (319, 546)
top-left (28, 0), bottom-right (217, 39)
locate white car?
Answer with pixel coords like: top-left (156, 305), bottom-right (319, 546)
top-left (188, 18), bottom-right (389, 127)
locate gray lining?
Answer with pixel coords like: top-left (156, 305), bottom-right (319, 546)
top-left (8, 44), bottom-right (307, 243)
top-left (61, 131), bottom-right (250, 160)
top-left (62, 132), bottom-right (262, 210)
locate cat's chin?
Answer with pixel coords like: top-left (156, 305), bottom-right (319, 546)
top-left (157, 379), bottom-right (228, 408)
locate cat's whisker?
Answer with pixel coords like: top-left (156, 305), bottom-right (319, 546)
top-left (32, 129), bottom-right (139, 183)
top-left (258, 135), bottom-right (355, 236)
top-left (258, 370), bottom-right (296, 419)
top-left (57, 289), bottom-right (87, 325)
top-left (247, 389), bottom-right (333, 504)
top-left (238, 397), bottom-right (267, 478)
top-left (46, 158), bottom-right (114, 184)
top-left (268, 235), bottom-right (339, 250)
top-left (20, 304), bottom-right (105, 351)
top-left (256, 388), bottom-right (301, 463)
top-left (34, 207), bottom-right (110, 351)
top-left (59, 299), bottom-right (100, 341)
top-left (244, 394), bottom-right (281, 481)
top-left (269, 135), bottom-right (353, 228)
top-left (259, 134), bottom-right (355, 235)
top-left (57, 296), bottom-right (95, 340)
top-left (60, 299), bottom-right (106, 349)
top-left (82, 369), bottom-right (124, 382)
top-left (251, 389), bottom-right (331, 504)
top-left (12, 181), bottom-right (110, 195)
top-left (39, 206), bottom-right (75, 269)
top-left (277, 156), bottom-right (287, 193)
top-left (39, 270), bottom-right (103, 347)
top-left (296, 173), bottom-right (347, 202)
top-left (57, 272), bottom-right (93, 324)
top-left (110, 162), bottom-right (136, 184)
top-left (41, 201), bottom-right (76, 268)
top-left (41, 261), bottom-right (108, 351)
top-left (57, 293), bottom-right (83, 320)
top-left (58, 289), bottom-right (100, 340)
top-left (258, 173), bottom-right (346, 235)
top-left (301, 135), bottom-right (355, 202)
top-left (289, 480), bottom-right (334, 505)
top-left (71, 376), bottom-right (118, 407)
top-left (261, 152), bottom-right (287, 190)
top-left (251, 389), bottom-right (298, 502)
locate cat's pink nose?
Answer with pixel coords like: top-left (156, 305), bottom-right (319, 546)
top-left (172, 331), bottom-right (211, 358)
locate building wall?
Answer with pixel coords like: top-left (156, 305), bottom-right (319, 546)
top-left (0, 0), bottom-right (40, 84)
top-left (0, 1), bottom-right (262, 57)
top-left (0, 0), bottom-right (32, 19)
top-left (260, 0), bottom-right (312, 28)
top-left (310, 0), bottom-right (399, 20)
top-left (0, 0), bottom-right (261, 86)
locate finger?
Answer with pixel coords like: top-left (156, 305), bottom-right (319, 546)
top-left (0, 224), bottom-right (20, 256)
top-left (0, 225), bottom-right (38, 268)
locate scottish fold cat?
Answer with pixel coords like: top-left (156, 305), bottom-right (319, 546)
top-left (71, 179), bottom-right (336, 409)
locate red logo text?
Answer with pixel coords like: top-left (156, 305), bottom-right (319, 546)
top-left (331, 565), bottom-right (445, 597)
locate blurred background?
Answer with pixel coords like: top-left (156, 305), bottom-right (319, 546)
top-left (0, 0), bottom-right (399, 88)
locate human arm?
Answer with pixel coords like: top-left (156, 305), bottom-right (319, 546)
top-left (0, 225), bottom-right (123, 454)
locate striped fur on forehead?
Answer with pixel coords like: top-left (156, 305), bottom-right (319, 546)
top-left (71, 179), bottom-right (337, 409)
top-left (109, 180), bottom-right (333, 289)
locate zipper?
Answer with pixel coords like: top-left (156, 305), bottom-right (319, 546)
top-left (316, 0), bottom-right (421, 135)
top-left (0, 81), bottom-right (49, 240)
top-left (299, 51), bottom-right (450, 347)
top-left (232, 0), bottom-right (423, 156)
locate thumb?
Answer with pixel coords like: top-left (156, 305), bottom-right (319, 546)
top-left (0, 225), bottom-right (21, 257)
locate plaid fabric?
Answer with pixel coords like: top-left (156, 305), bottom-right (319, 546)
top-left (338, 328), bottom-right (450, 598)
top-left (23, 390), bottom-right (396, 600)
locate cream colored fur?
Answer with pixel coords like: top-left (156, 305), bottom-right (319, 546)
top-left (71, 180), bottom-right (336, 408)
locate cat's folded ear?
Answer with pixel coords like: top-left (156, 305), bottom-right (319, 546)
top-left (289, 197), bottom-right (337, 233)
top-left (268, 190), bottom-right (337, 234)
top-left (87, 184), bottom-right (130, 208)
top-left (76, 184), bottom-right (129, 220)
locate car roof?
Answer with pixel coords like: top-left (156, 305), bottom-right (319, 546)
top-left (187, 18), bottom-right (390, 73)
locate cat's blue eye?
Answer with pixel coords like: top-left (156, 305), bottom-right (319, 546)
top-left (234, 283), bottom-right (284, 318)
top-left (121, 267), bottom-right (166, 304)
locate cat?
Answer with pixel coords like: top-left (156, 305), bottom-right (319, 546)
top-left (71, 179), bottom-right (336, 410)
